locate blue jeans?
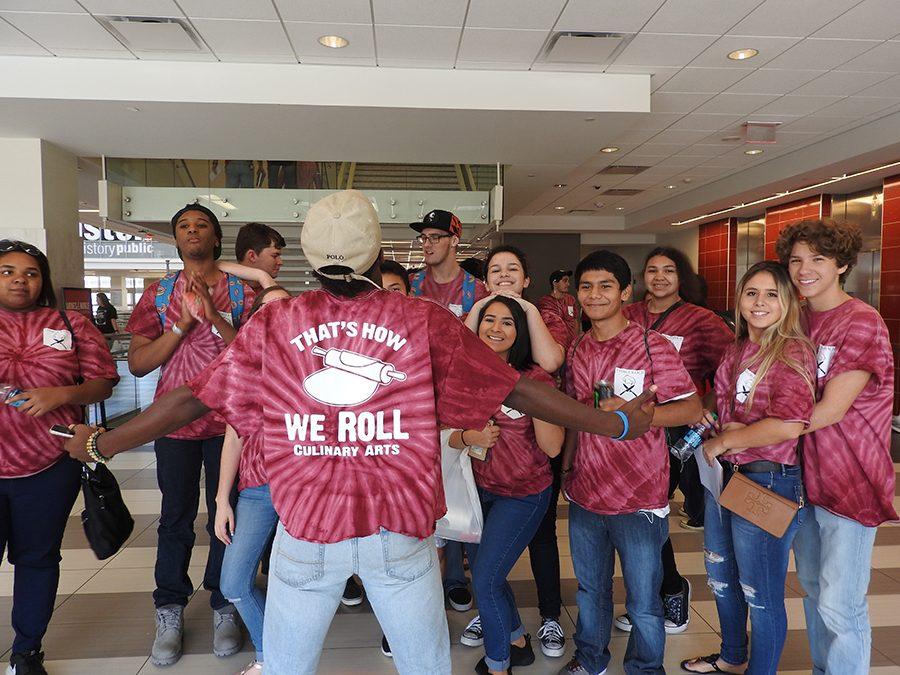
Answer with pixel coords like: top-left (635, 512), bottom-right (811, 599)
top-left (263, 523), bottom-right (449, 674)
top-left (471, 487), bottom-right (550, 671)
top-left (703, 467), bottom-right (804, 674)
top-left (0, 457), bottom-right (81, 654)
top-left (219, 485), bottom-right (278, 662)
top-left (442, 540), bottom-right (470, 592)
top-left (793, 505), bottom-right (877, 675)
top-left (569, 503), bottom-right (668, 675)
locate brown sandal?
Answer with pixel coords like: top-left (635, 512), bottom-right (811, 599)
top-left (681, 654), bottom-right (734, 673)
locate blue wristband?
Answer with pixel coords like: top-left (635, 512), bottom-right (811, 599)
top-left (612, 410), bottom-right (629, 441)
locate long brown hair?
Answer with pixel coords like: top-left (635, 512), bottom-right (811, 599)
top-left (733, 261), bottom-right (814, 409)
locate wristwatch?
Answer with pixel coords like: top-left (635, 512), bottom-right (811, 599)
top-left (172, 324), bottom-right (185, 337)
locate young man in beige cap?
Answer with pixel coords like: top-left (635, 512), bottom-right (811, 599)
top-left (63, 190), bottom-right (656, 675)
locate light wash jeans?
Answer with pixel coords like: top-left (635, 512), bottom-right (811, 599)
top-left (219, 485), bottom-right (278, 662)
top-left (263, 522), bottom-right (450, 674)
top-left (793, 505), bottom-right (877, 675)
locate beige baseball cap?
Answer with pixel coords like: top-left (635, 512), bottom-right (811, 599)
top-left (301, 190), bottom-right (382, 281)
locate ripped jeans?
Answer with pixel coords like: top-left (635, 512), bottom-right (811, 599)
top-left (702, 466), bottom-right (804, 674)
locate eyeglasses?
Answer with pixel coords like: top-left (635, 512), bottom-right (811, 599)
top-left (0, 240), bottom-right (44, 258)
top-left (416, 233), bottom-right (453, 245)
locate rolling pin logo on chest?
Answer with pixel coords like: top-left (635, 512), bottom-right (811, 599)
top-left (302, 347), bottom-right (407, 407)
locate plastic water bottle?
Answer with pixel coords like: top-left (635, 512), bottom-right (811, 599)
top-left (0, 384), bottom-right (25, 408)
top-left (669, 413), bottom-right (718, 462)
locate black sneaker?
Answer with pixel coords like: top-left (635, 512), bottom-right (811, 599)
top-left (447, 586), bottom-right (473, 611)
top-left (341, 577), bottom-right (364, 607)
top-left (538, 617), bottom-right (566, 657)
top-left (663, 576), bottom-right (691, 634)
top-left (474, 657), bottom-right (511, 674)
top-left (380, 635), bottom-right (392, 658)
top-left (7, 651), bottom-right (47, 675)
top-left (510, 633), bottom-right (535, 667)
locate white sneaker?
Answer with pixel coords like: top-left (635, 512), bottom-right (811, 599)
top-left (460, 615), bottom-right (484, 647)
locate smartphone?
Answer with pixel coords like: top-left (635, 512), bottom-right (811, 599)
top-left (49, 424), bottom-right (75, 438)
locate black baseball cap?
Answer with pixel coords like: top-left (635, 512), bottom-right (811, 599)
top-left (550, 269), bottom-right (572, 284)
top-left (410, 209), bottom-right (462, 238)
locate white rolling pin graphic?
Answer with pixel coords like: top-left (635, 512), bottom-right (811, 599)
top-left (302, 346), bottom-right (407, 406)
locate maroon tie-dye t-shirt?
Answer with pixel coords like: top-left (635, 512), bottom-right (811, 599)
top-left (189, 288), bottom-right (520, 543)
top-left (803, 298), bottom-right (897, 526)
top-left (0, 306), bottom-right (119, 478)
top-left (126, 272), bottom-right (255, 440)
top-left (414, 269), bottom-right (489, 318)
top-left (564, 322), bottom-right (696, 514)
top-left (623, 301), bottom-right (733, 391)
top-left (471, 365), bottom-right (556, 498)
top-left (714, 339), bottom-right (815, 465)
top-left (537, 294), bottom-right (578, 353)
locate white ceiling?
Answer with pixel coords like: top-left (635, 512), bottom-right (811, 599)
top-left (2, 0), bottom-right (900, 232)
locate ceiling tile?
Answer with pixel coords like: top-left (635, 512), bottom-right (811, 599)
top-left (643, 0), bottom-right (761, 34)
top-left (627, 112), bottom-right (685, 129)
top-left (79, 0), bottom-right (181, 16)
top-left (789, 70), bottom-right (894, 96)
top-left (608, 129), bottom-right (660, 144)
top-left (780, 116), bottom-right (853, 132)
top-left (669, 113), bottom-right (744, 131)
top-left (373, 0), bottom-right (466, 27)
top-left (689, 35), bottom-right (799, 68)
top-left (658, 67), bottom-right (749, 93)
top-left (650, 91), bottom-right (715, 113)
top-left (814, 96), bottom-right (900, 116)
top-left (837, 40), bottom-right (900, 72)
top-left (457, 28), bottom-right (547, 63)
top-left (466, 0), bottom-right (566, 30)
top-left (725, 68), bottom-right (823, 95)
top-left (556, 0), bottom-right (665, 33)
top-left (273, 0), bottom-right (371, 24)
top-left (375, 25), bottom-right (459, 64)
top-left (854, 74), bottom-right (900, 97)
top-left (613, 33), bottom-right (717, 68)
top-left (676, 144), bottom-right (732, 157)
top-left (814, 0), bottom-right (900, 40)
top-left (177, 0), bottom-right (278, 20)
top-left (0, 17), bottom-right (51, 54)
top-left (729, 0), bottom-right (857, 38)
top-left (0, 11), bottom-right (127, 50)
top-left (0, 1), bottom-right (82, 10)
top-left (191, 19), bottom-right (294, 58)
top-left (647, 128), bottom-right (714, 144)
top-left (51, 47), bottom-right (135, 57)
top-left (765, 38), bottom-right (879, 70)
top-left (693, 92), bottom-right (779, 114)
top-left (754, 94), bottom-right (844, 115)
top-left (283, 21), bottom-right (374, 58)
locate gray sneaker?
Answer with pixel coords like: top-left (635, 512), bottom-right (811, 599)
top-left (213, 604), bottom-right (244, 657)
top-left (151, 604), bottom-right (184, 667)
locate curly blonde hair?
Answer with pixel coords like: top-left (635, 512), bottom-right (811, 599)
top-left (775, 218), bottom-right (862, 283)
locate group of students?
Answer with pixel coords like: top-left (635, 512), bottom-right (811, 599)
top-left (0, 188), bottom-right (893, 675)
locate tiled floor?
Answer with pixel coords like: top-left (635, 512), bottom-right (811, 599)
top-left (3, 447), bottom-right (900, 674)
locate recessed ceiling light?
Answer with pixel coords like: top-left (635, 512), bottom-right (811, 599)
top-left (554, 206), bottom-right (566, 210)
top-left (744, 148), bottom-right (764, 155)
top-left (318, 35), bottom-right (349, 49)
top-left (600, 146), bottom-right (619, 153)
top-left (728, 48), bottom-right (758, 61)
top-left (554, 183), bottom-right (567, 188)
top-left (126, 106), bottom-right (141, 112)
top-left (665, 185), bottom-right (676, 189)
top-left (615, 206), bottom-right (625, 211)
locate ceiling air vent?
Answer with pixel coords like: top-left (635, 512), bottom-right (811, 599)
top-left (597, 165), bottom-right (649, 175)
top-left (541, 32), bottom-right (632, 65)
top-left (98, 16), bottom-right (204, 52)
top-left (603, 189), bottom-right (643, 196)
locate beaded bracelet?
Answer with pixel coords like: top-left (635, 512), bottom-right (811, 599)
top-left (85, 429), bottom-right (110, 464)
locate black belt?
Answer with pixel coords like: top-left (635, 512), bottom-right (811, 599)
top-left (720, 460), bottom-right (798, 474)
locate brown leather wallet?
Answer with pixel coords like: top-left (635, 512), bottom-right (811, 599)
top-left (719, 471), bottom-right (800, 538)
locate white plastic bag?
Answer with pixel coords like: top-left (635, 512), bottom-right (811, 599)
top-left (435, 429), bottom-right (483, 544)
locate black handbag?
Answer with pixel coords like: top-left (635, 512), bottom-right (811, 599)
top-left (80, 462), bottom-right (134, 560)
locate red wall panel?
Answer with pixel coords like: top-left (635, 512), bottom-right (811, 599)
top-left (697, 217), bottom-right (737, 312)
top-left (880, 175), bottom-right (900, 412)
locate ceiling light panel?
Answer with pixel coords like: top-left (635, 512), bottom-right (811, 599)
top-left (556, 0), bottom-right (665, 33)
top-left (543, 33), bottom-right (627, 65)
top-left (100, 17), bottom-right (203, 52)
top-left (283, 21), bottom-right (374, 58)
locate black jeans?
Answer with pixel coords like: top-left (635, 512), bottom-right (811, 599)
top-left (0, 457), bottom-right (81, 654)
top-left (153, 436), bottom-right (235, 610)
top-left (527, 454), bottom-right (563, 620)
